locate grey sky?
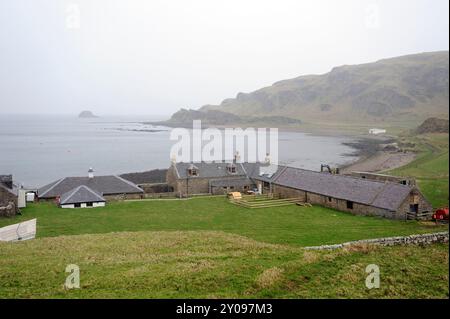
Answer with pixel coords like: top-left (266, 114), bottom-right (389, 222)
top-left (0, 0), bottom-right (448, 116)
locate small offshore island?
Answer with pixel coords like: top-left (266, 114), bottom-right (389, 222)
top-left (78, 110), bottom-right (98, 118)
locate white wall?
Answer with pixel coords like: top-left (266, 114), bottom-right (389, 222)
top-left (18, 189), bottom-right (26, 208)
top-left (60, 202), bottom-right (105, 209)
top-left (93, 202), bottom-right (105, 207)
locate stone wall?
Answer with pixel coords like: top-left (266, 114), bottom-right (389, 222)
top-left (103, 193), bottom-right (143, 201)
top-left (211, 183), bottom-right (252, 195)
top-left (269, 183), bottom-right (432, 220)
top-left (349, 172), bottom-right (416, 186)
top-left (271, 184), bottom-right (395, 219)
top-left (175, 178), bottom-right (210, 196)
top-left (143, 192), bottom-right (177, 199)
top-left (272, 185), bottom-right (306, 200)
top-left (304, 232), bottom-right (449, 250)
top-left (0, 186), bottom-right (18, 217)
top-left (166, 166), bottom-right (179, 192)
top-left (139, 183), bottom-right (173, 194)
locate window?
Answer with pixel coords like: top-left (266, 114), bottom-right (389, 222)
top-left (328, 197), bottom-right (332, 202)
top-left (409, 204), bottom-right (419, 213)
top-left (188, 168), bottom-right (198, 176)
top-left (227, 165), bottom-right (237, 174)
top-left (346, 201), bottom-right (354, 209)
top-left (74, 203), bottom-right (81, 208)
top-left (87, 202), bottom-right (93, 207)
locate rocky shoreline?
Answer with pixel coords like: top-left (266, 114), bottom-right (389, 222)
top-left (339, 136), bottom-right (416, 173)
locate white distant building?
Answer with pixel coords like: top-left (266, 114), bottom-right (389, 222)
top-left (369, 128), bottom-right (386, 135)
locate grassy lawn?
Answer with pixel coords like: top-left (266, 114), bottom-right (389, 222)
top-left (0, 231), bottom-right (447, 298)
top-left (0, 197), bottom-right (447, 247)
top-left (387, 133), bottom-right (449, 208)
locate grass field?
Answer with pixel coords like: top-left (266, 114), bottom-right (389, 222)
top-left (387, 133), bottom-right (449, 208)
top-left (0, 197), bottom-right (448, 298)
top-left (0, 231), bottom-right (447, 298)
top-left (0, 197), bottom-right (446, 246)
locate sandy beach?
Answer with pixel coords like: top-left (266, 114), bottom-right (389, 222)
top-left (341, 150), bottom-right (416, 174)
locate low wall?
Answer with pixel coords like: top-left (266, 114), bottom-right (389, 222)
top-left (143, 192), bottom-right (177, 199)
top-left (304, 232), bottom-right (449, 250)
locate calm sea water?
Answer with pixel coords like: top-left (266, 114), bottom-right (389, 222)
top-left (0, 114), bottom-right (359, 187)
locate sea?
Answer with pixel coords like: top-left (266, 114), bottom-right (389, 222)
top-left (0, 114), bottom-right (359, 188)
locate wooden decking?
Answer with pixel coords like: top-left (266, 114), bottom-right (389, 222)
top-left (229, 194), bottom-right (310, 209)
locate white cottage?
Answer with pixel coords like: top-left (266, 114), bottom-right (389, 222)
top-left (59, 185), bottom-right (106, 209)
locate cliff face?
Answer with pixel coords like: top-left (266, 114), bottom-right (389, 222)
top-left (416, 118), bottom-right (449, 134)
top-left (199, 51), bottom-right (449, 124)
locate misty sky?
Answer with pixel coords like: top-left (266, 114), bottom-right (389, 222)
top-left (0, 0), bottom-right (448, 116)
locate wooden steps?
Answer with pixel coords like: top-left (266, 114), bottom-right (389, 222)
top-left (230, 196), bottom-right (309, 209)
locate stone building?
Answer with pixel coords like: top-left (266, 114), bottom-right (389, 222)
top-left (38, 168), bottom-right (144, 204)
top-left (167, 162), bottom-right (258, 196)
top-left (349, 171), bottom-right (416, 186)
top-left (0, 175), bottom-right (18, 217)
top-left (168, 161), bottom-right (432, 220)
top-left (266, 166), bottom-right (432, 220)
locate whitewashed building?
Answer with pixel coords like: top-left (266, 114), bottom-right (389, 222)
top-left (59, 185), bottom-right (106, 209)
top-left (369, 128), bottom-right (387, 135)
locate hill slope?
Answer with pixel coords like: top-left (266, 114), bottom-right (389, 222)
top-left (201, 51), bottom-right (449, 125)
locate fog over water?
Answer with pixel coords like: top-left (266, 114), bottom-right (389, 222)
top-left (0, 115), bottom-right (358, 187)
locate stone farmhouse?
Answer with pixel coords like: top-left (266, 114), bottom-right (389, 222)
top-left (38, 168), bottom-right (143, 208)
top-left (167, 161), bottom-right (432, 220)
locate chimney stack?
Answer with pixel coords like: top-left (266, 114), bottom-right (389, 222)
top-left (88, 168), bottom-right (94, 179)
top-left (233, 151), bottom-right (241, 163)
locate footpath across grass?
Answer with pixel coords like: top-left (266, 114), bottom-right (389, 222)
top-left (0, 197), bottom-right (446, 247)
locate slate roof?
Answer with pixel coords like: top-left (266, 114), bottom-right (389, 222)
top-left (273, 167), bottom-right (413, 211)
top-left (174, 162), bottom-right (248, 179)
top-left (120, 169), bottom-right (168, 184)
top-left (0, 175), bottom-right (12, 185)
top-left (60, 185), bottom-right (105, 205)
top-left (0, 183), bottom-right (18, 197)
top-left (0, 175), bottom-right (18, 196)
top-left (38, 175), bottom-right (143, 199)
top-left (243, 163), bottom-right (287, 182)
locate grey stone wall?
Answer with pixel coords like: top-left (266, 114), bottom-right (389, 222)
top-left (0, 186), bottom-right (18, 217)
top-left (304, 232), bottom-right (449, 250)
top-left (270, 183), bottom-right (432, 220)
top-left (103, 193), bottom-right (143, 201)
top-left (272, 185), bottom-right (307, 200)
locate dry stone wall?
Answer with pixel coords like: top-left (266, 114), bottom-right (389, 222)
top-left (304, 232), bottom-right (449, 250)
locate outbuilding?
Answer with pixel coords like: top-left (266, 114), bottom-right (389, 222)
top-left (59, 185), bottom-right (106, 209)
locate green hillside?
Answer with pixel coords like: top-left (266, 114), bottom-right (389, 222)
top-left (198, 51), bottom-right (449, 126)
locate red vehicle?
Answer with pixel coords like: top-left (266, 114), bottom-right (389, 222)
top-left (433, 207), bottom-right (449, 221)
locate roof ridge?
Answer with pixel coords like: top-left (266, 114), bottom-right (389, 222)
top-left (272, 165), bottom-right (288, 183)
top-left (62, 185), bottom-right (84, 202)
top-left (78, 185), bottom-right (105, 200)
top-left (113, 175), bottom-right (144, 192)
top-left (39, 177), bottom-right (66, 197)
top-left (61, 185), bottom-right (105, 204)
